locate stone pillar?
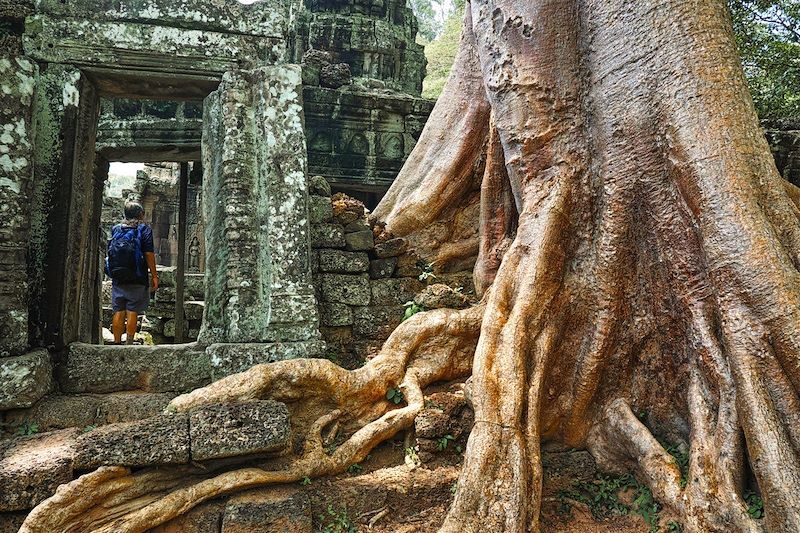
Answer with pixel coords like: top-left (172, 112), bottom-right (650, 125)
top-left (0, 52), bottom-right (37, 356)
top-left (199, 66), bottom-right (320, 350)
top-left (27, 64), bottom-right (100, 349)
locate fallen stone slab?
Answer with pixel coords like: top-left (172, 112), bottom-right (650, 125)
top-left (73, 413), bottom-right (189, 469)
top-left (150, 499), bottom-right (225, 533)
top-left (0, 349), bottom-right (54, 409)
top-left (0, 429), bottom-right (77, 511)
top-left (190, 401), bottom-right (290, 461)
top-left (4, 392), bottom-right (176, 434)
top-left (222, 486), bottom-right (312, 533)
top-left (58, 343), bottom-right (210, 393)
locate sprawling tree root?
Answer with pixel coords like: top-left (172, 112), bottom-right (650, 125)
top-left (22, 1), bottom-right (800, 532)
top-left (19, 305), bottom-right (484, 533)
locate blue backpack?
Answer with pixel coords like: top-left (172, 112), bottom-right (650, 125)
top-left (106, 225), bottom-right (144, 283)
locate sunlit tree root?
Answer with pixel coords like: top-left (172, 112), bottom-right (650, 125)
top-left (19, 305), bottom-right (484, 533)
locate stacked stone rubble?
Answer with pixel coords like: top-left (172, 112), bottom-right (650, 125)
top-left (309, 176), bottom-right (427, 365)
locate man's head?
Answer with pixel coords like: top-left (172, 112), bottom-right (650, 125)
top-left (124, 201), bottom-right (145, 221)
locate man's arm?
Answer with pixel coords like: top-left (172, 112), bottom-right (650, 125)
top-left (145, 252), bottom-right (159, 291)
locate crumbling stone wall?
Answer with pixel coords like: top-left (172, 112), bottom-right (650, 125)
top-left (307, 176), bottom-right (475, 367)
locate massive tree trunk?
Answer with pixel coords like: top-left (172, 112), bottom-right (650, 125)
top-left (21, 0), bottom-right (800, 531)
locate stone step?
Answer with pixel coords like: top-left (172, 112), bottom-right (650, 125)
top-left (2, 392), bottom-right (176, 435)
top-left (0, 401), bottom-right (290, 511)
top-left (57, 341), bottom-right (326, 394)
top-left (57, 343), bottom-right (211, 394)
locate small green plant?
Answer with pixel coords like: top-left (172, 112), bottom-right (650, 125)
top-left (744, 490), bottom-right (764, 519)
top-left (402, 301), bottom-right (424, 321)
top-left (661, 440), bottom-right (689, 488)
top-left (82, 424), bottom-right (97, 434)
top-left (346, 463), bottom-right (363, 474)
top-left (667, 520), bottom-right (684, 532)
top-left (437, 434), bottom-right (455, 451)
top-left (386, 387), bottom-right (404, 405)
top-left (557, 474), bottom-right (635, 519)
top-left (405, 446), bottom-right (420, 465)
top-left (631, 484), bottom-right (661, 533)
top-left (450, 482), bottom-right (458, 494)
top-left (300, 476), bottom-right (312, 486)
top-left (418, 261), bottom-right (437, 282)
top-left (16, 420), bottom-right (39, 436)
top-left (315, 504), bottom-right (357, 533)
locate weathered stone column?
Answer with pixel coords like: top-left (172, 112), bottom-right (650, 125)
top-left (0, 53), bottom-right (37, 357)
top-left (200, 66), bottom-right (320, 357)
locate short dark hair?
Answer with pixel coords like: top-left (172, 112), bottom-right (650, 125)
top-left (124, 201), bottom-right (144, 219)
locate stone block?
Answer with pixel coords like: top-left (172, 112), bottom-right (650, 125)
top-left (311, 224), bottom-right (345, 248)
top-left (343, 219), bottom-right (370, 234)
top-left (320, 63), bottom-right (352, 89)
top-left (370, 278), bottom-right (424, 306)
top-left (222, 486), bottom-right (312, 533)
top-left (0, 512), bottom-right (27, 533)
top-left (150, 500), bottom-right (225, 533)
top-left (318, 249), bottom-right (369, 273)
top-left (395, 254), bottom-right (423, 278)
top-left (206, 340), bottom-right (327, 379)
top-left (331, 194), bottom-right (365, 225)
top-left (352, 306), bottom-right (404, 339)
top-left (156, 266), bottom-right (178, 287)
top-left (0, 350), bottom-right (53, 410)
top-left (3, 392), bottom-right (175, 434)
top-left (308, 195), bottom-right (333, 223)
top-left (344, 230), bottom-right (374, 251)
top-left (74, 413), bottom-right (190, 469)
top-left (59, 343), bottom-right (210, 394)
top-left (369, 258), bottom-right (397, 279)
top-left (319, 303), bottom-right (354, 327)
top-left (320, 274), bottom-right (371, 306)
top-left (189, 401), bottom-right (290, 461)
top-left (308, 175), bottom-right (331, 197)
top-left (374, 238), bottom-right (408, 258)
top-left (0, 429), bottom-right (77, 511)
top-left (414, 284), bottom-right (472, 310)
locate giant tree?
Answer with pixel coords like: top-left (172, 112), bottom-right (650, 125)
top-left (20, 0), bottom-right (800, 532)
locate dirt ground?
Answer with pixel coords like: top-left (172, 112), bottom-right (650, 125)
top-left (302, 439), bottom-right (655, 533)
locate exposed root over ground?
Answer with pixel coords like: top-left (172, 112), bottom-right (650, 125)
top-left (19, 305), bottom-right (484, 533)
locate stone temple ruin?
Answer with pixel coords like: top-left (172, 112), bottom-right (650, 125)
top-left (1, 0), bottom-right (800, 530)
top-left (0, 0), bottom-right (440, 528)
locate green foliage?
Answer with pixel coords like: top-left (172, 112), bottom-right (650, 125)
top-left (436, 434), bottom-right (455, 451)
top-left (409, 0), bottom-right (441, 41)
top-left (557, 473), bottom-right (662, 531)
top-left (418, 261), bottom-right (437, 282)
top-left (728, 0), bottom-right (800, 118)
top-left (421, 4), bottom-right (464, 99)
top-left (744, 490), bottom-right (765, 519)
top-left (16, 420), bottom-right (39, 436)
top-left (661, 440), bottom-right (690, 488)
top-left (346, 463), bottom-right (363, 474)
top-left (386, 387), bottom-right (405, 404)
top-left (300, 476), bottom-right (312, 486)
top-left (82, 424), bottom-right (97, 434)
top-left (557, 474), bottom-right (636, 519)
top-left (405, 446), bottom-right (420, 465)
top-left (667, 520), bottom-right (684, 532)
top-left (403, 301), bottom-right (424, 321)
top-left (450, 481), bottom-right (458, 494)
top-left (315, 504), bottom-right (357, 533)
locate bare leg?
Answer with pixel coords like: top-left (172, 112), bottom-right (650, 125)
top-left (112, 311), bottom-right (125, 344)
top-left (125, 311), bottom-right (138, 344)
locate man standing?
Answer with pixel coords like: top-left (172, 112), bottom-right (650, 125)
top-left (107, 201), bottom-right (159, 344)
